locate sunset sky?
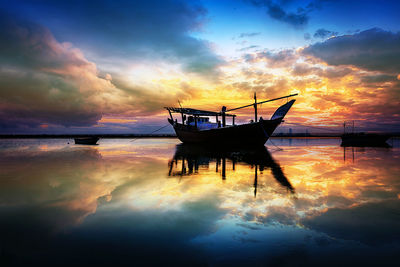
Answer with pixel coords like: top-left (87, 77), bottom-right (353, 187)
top-left (1, 0), bottom-right (400, 134)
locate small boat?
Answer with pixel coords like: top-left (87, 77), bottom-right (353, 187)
top-left (74, 136), bottom-right (100, 145)
top-left (340, 121), bottom-right (391, 147)
top-left (341, 133), bottom-right (391, 147)
top-left (165, 93), bottom-right (297, 146)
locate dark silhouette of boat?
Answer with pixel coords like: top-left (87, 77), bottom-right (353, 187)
top-left (74, 136), bottom-right (99, 145)
top-left (165, 93), bottom-right (297, 146)
top-left (168, 144), bottom-right (295, 196)
top-left (341, 133), bottom-right (391, 147)
top-left (340, 122), bottom-right (391, 147)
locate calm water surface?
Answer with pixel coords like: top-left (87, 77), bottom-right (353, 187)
top-left (1, 138), bottom-right (399, 266)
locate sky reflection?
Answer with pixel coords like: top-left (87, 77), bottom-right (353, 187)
top-left (0, 138), bottom-right (399, 265)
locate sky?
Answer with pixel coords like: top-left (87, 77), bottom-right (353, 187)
top-left (0, 0), bottom-right (400, 134)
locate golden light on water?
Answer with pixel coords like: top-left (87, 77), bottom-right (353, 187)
top-left (1, 138), bottom-right (399, 266)
top-left (2, 139), bottom-right (398, 228)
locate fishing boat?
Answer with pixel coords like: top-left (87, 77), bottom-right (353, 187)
top-left (165, 93), bottom-right (297, 146)
top-left (341, 133), bottom-right (391, 147)
top-left (340, 121), bottom-right (391, 147)
top-left (74, 136), bottom-right (100, 145)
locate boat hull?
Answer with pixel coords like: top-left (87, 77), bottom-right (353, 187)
top-left (170, 118), bottom-right (282, 146)
top-left (341, 134), bottom-right (390, 147)
top-left (74, 137), bottom-right (99, 145)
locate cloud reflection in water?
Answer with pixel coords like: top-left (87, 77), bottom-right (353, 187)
top-left (0, 138), bottom-right (399, 265)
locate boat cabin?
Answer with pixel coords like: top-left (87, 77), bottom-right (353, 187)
top-left (164, 107), bottom-right (236, 130)
top-left (187, 116), bottom-right (217, 130)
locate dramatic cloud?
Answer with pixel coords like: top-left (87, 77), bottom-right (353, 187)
top-left (0, 10), bottom-right (208, 131)
top-left (303, 28), bottom-right (400, 73)
top-left (6, 0), bottom-right (223, 75)
top-left (222, 42), bottom-right (400, 132)
top-left (0, 13), bottom-right (122, 129)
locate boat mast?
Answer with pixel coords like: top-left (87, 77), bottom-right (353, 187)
top-left (221, 106), bottom-right (226, 127)
top-left (254, 92), bottom-right (257, 122)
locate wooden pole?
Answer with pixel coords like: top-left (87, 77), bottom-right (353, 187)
top-left (254, 93), bottom-right (258, 122)
top-left (221, 106), bottom-right (226, 127)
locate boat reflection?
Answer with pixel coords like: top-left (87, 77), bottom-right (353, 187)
top-left (168, 144), bottom-right (295, 196)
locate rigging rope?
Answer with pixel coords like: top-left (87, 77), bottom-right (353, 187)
top-left (267, 138), bottom-right (283, 151)
top-left (130, 123), bottom-right (171, 142)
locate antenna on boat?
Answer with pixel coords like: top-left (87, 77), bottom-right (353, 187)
top-left (178, 100), bottom-right (183, 108)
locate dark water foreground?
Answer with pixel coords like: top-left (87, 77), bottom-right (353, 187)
top-left (0, 138), bottom-right (399, 266)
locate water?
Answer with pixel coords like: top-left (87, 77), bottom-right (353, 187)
top-left (1, 138), bottom-right (399, 266)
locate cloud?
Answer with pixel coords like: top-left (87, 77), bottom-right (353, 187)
top-left (291, 63), bottom-right (318, 76)
top-left (250, 0), bottom-right (313, 28)
top-left (6, 0), bottom-right (223, 76)
top-left (360, 74), bottom-right (397, 84)
top-left (0, 13), bottom-right (121, 129)
top-left (231, 42), bottom-right (400, 132)
top-left (313, 28), bottom-right (338, 39)
top-left (249, 49), bottom-right (298, 68)
top-left (0, 10), bottom-right (204, 131)
top-left (237, 45), bottom-right (260, 52)
top-left (238, 32), bottom-right (261, 38)
top-left (109, 75), bottom-right (201, 116)
top-left (291, 63), bottom-right (353, 78)
top-left (303, 28), bottom-right (400, 73)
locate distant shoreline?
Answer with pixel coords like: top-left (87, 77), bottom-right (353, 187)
top-left (0, 134), bottom-right (398, 139)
